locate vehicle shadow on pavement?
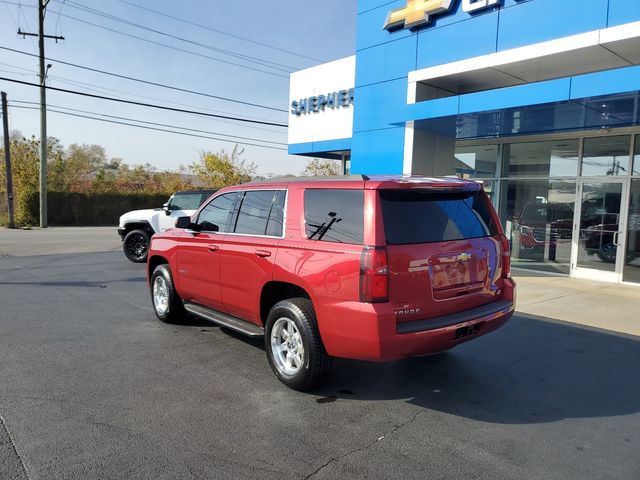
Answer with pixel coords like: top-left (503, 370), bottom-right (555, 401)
top-left (180, 314), bottom-right (234, 328)
top-left (313, 313), bottom-right (640, 425)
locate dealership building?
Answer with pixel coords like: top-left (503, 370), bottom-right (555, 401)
top-left (288, 0), bottom-right (640, 285)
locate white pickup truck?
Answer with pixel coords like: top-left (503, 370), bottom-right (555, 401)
top-left (117, 190), bottom-right (216, 262)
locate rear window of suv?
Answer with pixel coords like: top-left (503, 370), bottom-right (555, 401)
top-left (304, 189), bottom-right (364, 244)
top-left (380, 189), bottom-right (499, 245)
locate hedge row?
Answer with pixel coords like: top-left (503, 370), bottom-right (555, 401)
top-left (12, 191), bottom-right (170, 226)
top-left (0, 193), bottom-right (7, 226)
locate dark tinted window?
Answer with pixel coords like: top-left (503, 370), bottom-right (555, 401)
top-left (196, 192), bottom-right (237, 232)
top-left (266, 190), bottom-right (286, 237)
top-left (234, 190), bottom-right (275, 236)
top-left (304, 190), bottom-right (364, 244)
top-left (380, 190), bottom-right (498, 245)
top-left (170, 193), bottom-right (203, 211)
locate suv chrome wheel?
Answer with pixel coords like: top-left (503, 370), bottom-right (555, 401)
top-left (153, 276), bottom-right (169, 316)
top-left (270, 317), bottom-right (304, 376)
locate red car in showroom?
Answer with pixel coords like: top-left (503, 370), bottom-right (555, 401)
top-left (513, 202), bottom-right (574, 256)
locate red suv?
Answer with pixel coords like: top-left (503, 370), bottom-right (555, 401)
top-left (147, 175), bottom-right (515, 390)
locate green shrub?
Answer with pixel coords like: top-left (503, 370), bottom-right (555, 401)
top-left (0, 192), bottom-right (7, 226)
top-left (15, 189), bottom-right (39, 227)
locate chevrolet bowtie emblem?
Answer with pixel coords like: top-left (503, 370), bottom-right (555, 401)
top-left (383, 0), bottom-right (455, 30)
top-left (456, 253), bottom-right (472, 262)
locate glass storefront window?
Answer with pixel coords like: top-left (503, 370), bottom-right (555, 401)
top-left (582, 136), bottom-right (631, 176)
top-left (449, 145), bottom-right (500, 178)
top-left (501, 179), bottom-right (576, 274)
top-left (576, 181), bottom-right (623, 273)
top-left (504, 139), bottom-right (579, 177)
top-left (623, 178), bottom-right (640, 284)
top-left (342, 154), bottom-right (351, 175)
top-left (633, 135), bottom-right (640, 176)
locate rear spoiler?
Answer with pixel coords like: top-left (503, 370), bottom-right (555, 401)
top-left (365, 175), bottom-right (482, 191)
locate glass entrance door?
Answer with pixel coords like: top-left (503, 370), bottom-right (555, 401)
top-left (571, 180), bottom-right (629, 282)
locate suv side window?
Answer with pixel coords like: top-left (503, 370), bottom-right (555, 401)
top-left (304, 189), bottom-right (364, 244)
top-left (196, 192), bottom-right (237, 232)
top-left (234, 190), bottom-right (278, 236)
top-left (266, 190), bottom-right (286, 237)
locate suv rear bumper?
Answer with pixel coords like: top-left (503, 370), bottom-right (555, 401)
top-left (117, 227), bottom-right (126, 239)
top-left (319, 278), bottom-right (515, 361)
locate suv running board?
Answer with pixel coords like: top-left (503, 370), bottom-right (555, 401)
top-left (183, 302), bottom-right (265, 338)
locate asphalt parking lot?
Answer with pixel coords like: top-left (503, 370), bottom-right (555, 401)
top-left (1, 248), bottom-right (639, 479)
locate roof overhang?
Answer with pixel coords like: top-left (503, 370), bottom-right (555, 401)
top-left (409, 21), bottom-right (640, 96)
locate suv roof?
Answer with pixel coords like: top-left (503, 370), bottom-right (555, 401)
top-left (174, 189), bottom-right (217, 195)
top-left (246, 175), bottom-right (483, 191)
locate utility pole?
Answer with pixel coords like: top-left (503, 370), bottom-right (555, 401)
top-left (1, 91), bottom-right (15, 229)
top-left (18, 1), bottom-right (64, 228)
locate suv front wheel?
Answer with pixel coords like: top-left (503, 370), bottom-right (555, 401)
top-left (265, 298), bottom-right (331, 391)
top-left (151, 264), bottom-right (185, 323)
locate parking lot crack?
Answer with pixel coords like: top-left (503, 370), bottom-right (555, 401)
top-left (0, 411), bottom-right (30, 479)
top-left (302, 410), bottom-right (423, 480)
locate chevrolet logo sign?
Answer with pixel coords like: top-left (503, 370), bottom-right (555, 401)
top-left (384, 0), bottom-right (501, 31)
top-left (383, 0), bottom-right (455, 30)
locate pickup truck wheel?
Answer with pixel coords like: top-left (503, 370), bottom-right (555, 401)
top-left (123, 229), bottom-right (150, 263)
top-left (151, 264), bottom-right (185, 323)
top-left (265, 298), bottom-right (331, 391)
top-left (597, 243), bottom-right (617, 264)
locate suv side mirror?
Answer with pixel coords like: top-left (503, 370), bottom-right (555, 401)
top-left (199, 221), bottom-right (219, 232)
top-left (163, 203), bottom-right (171, 215)
top-left (175, 216), bottom-right (195, 229)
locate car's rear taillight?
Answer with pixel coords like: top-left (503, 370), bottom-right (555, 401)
top-left (499, 234), bottom-right (511, 279)
top-left (360, 246), bottom-right (389, 303)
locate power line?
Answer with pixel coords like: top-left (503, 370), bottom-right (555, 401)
top-left (59, 0), bottom-right (296, 72)
top-left (48, 75), bottom-right (284, 125)
top-left (0, 45), bottom-right (288, 113)
top-left (17, 0), bottom-right (38, 50)
top-left (0, 59), bottom-right (287, 133)
top-left (0, 76), bottom-right (288, 127)
top-left (10, 104), bottom-right (287, 151)
top-left (0, 1), bottom-right (290, 79)
top-left (10, 100), bottom-right (286, 146)
top-left (110, 0), bottom-right (324, 64)
top-left (53, 0), bottom-right (66, 38)
top-left (44, 76), bottom-right (286, 134)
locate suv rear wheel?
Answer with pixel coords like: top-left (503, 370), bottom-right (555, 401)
top-left (123, 229), bottom-right (151, 263)
top-left (151, 264), bottom-right (185, 323)
top-left (265, 298), bottom-right (330, 391)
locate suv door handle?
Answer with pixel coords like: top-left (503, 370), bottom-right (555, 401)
top-left (207, 244), bottom-right (220, 252)
top-left (255, 249), bottom-right (271, 258)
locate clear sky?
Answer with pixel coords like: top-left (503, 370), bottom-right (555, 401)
top-left (0, 0), bottom-right (356, 175)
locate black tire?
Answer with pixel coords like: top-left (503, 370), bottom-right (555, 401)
top-left (123, 229), bottom-right (150, 263)
top-left (150, 264), bottom-right (185, 324)
top-left (597, 243), bottom-right (617, 263)
top-left (265, 298), bottom-right (331, 391)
